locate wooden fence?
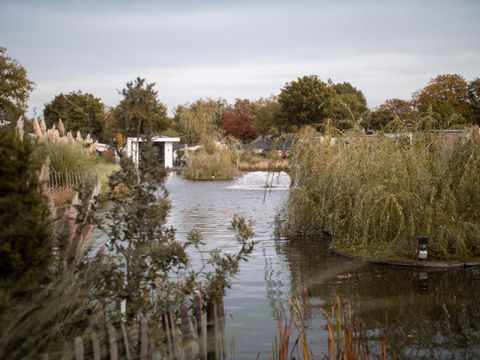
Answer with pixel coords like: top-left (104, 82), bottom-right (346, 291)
top-left (44, 292), bottom-right (226, 360)
top-left (48, 171), bottom-right (98, 190)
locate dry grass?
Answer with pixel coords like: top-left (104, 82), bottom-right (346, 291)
top-left (239, 151), bottom-right (289, 171)
top-left (278, 126), bottom-right (480, 261)
top-left (49, 188), bottom-right (76, 207)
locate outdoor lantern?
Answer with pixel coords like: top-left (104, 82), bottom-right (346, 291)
top-left (417, 236), bottom-right (428, 260)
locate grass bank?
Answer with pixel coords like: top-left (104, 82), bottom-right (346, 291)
top-left (278, 126), bottom-right (480, 262)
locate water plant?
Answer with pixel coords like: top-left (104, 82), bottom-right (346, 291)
top-left (274, 295), bottom-right (385, 360)
top-left (278, 125), bottom-right (480, 261)
top-left (182, 138), bottom-right (239, 180)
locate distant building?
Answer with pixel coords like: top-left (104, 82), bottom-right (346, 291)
top-left (126, 136), bottom-right (181, 168)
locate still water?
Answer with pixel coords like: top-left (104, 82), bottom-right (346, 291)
top-left (165, 171), bottom-right (480, 359)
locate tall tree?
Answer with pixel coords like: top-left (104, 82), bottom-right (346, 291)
top-left (43, 91), bottom-right (106, 140)
top-left (251, 96), bottom-right (283, 135)
top-left (413, 74), bottom-right (470, 127)
top-left (174, 98), bottom-right (226, 143)
top-left (113, 77), bottom-right (169, 137)
top-left (0, 47), bottom-right (34, 124)
top-left (328, 81), bottom-right (369, 129)
top-left (370, 98), bottom-right (419, 130)
top-left (221, 99), bottom-right (257, 141)
top-left (468, 78), bottom-right (480, 124)
top-left (278, 75), bottom-right (333, 127)
top-left (278, 76), bottom-right (369, 130)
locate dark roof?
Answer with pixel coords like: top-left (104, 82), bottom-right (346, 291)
top-left (248, 136), bottom-right (271, 151)
top-left (281, 136), bottom-right (295, 150)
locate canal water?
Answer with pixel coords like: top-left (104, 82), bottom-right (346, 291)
top-left (165, 171), bottom-right (480, 359)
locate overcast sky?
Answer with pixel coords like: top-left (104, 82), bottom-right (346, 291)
top-left (1, 0), bottom-right (479, 115)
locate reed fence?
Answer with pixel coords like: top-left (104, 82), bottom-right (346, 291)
top-left (48, 171), bottom-right (98, 190)
top-left (43, 292), bottom-right (226, 360)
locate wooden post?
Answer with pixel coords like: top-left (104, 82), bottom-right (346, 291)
top-left (162, 312), bottom-right (174, 358)
top-left (120, 322), bottom-right (132, 360)
top-left (180, 302), bottom-right (194, 360)
top-left (90, 332), bottom-right (101, 360)
top-left (194, 290), bottom-right (207, 360)
top-left (180, 302), bottom-right (192, 340)
top-left (61, 342), bottom-right (71, 360)
top-left (108, 326), bottom-right (118, 360)
top-left (206, 300), bottom-right (217, 360)
top-left (140, 316), bottom-right (148, 360)
top-left (74, 337), bottom-right (84, 360)
top-left (217, 298), bottom-right (226, 360)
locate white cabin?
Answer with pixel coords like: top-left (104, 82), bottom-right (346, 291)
top-left (126, 136), bottom-right (181, 168)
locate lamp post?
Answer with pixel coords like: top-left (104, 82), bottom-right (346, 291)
top-left (418, 236), bottom-right (428, 260)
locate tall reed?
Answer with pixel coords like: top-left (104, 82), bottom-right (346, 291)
top-left (279, 126), bottom-right (480, 261)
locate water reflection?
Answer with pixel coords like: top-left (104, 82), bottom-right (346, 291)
top-left (277, 237), bottom-right (480, 358)
top-left (166, 171), bottom-right (480, 359)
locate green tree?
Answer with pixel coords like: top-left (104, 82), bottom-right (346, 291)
top-left (43, 91), bottom-right (106, 140)
top-left (113, 77), bottom-right (169, 138)
top-left (413, 74), bottom-right (470, 127)
top-left (278, 76), bottom-right (369, 131)
top-left (175, 98), bottom-right (226, 143)
top-left (251, 96), bottom-right (283, 135)
top-left (468, 78), bottom-right (480, 124)
top-left (0, 129), bottom-right (53, 289)
top-left (328, 81), bottom-right (369, 129)
top-left (370, 98), bottom-right (419, 130)
top-left (278, 75), bottom-right (333, 128)
top-left (0, 48), bottom-right (34, 124)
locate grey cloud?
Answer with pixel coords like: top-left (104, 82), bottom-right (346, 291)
top-left (0, 0), bottom-right (479, 114)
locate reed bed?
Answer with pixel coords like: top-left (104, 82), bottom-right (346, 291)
top-left (182, 146), bottom-right (239, 180)
top-left (278, 126), bottom-right (480, 261)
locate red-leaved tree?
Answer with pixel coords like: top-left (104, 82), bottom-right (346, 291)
top-left (221, 100), bottom-right (257, 141)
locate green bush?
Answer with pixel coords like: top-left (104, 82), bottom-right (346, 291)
top-left (278, 126), bottom-right (480, 261)
top-left (0, 130), bottom-right (53, 289)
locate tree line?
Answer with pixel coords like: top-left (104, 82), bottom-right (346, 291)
top-left (2, 47), bottom-right (479, 145)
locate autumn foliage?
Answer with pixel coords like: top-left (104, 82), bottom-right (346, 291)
top-left (221, 100), bottom-right (257, 141)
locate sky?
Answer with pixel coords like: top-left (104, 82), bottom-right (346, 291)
top-left (1, 0), bottom-right (479, 116)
